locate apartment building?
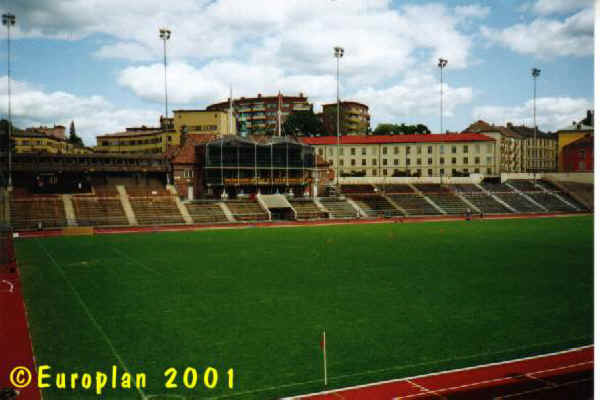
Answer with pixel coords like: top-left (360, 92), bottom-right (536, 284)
top-left (206, 93), bottom-right (312, 136)
top-left (96, 126), bottom-right (180, 154)
top-left (302, 133), bottom-right (496, 177)
top-left (320, 101), bottom-right (370, 136)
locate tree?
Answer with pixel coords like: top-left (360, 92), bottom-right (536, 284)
top-left (68, 120), bottom-right (84, 147)
top-left (373, 123), bottom-right (431, 135)
top-left (282, 110), bottom-right (323, 136)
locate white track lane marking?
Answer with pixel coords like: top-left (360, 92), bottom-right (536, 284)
top-left (282, 345), bottom-right (592, 400)
top-left (0, 279), bottom-right (14, 292)
top-left (494, 377), bottom-right (593, 399)
top-left (37, 240), bottom-right (148, 400)
top-left (406, 379), bottom-right (447, 399)
top-left (394, 361), bottom-right (592, 400)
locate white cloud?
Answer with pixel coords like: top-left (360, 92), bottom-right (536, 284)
top-left (454, 4), bottom-right (490, 19)
top-left (481, 7), bottom-right (593, 58)
top-left (530, 0), bottom-right (593, 15)
top-left (472, 97), bottom-right (593, 131)
top-left (353, 70), bottom-right (473, 131)
top-left (0, 77), bottom-right (157, 145)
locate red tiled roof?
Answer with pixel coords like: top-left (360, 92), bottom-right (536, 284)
top-left (301, 133), bottom-right (494, 145)
top-left (170, 134), bottom-right (217, 164)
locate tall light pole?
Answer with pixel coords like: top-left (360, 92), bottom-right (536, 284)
top-left (2, 13), bottom-right (15, 189)
top-left (438, 58), bottom-right (448, 134)
top-left (159, 28), bottom-right (171, 120)
top-left (334, 46), bottom-right (344, 191)
top-left (531, 68), bottom-right (540, 181)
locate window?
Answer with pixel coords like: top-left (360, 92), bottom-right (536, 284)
top-left (486, 156), bottom-right (492, 164)
top-left (452, 157), bottom-right (456, 164)
top-left (394, 146), bottom-right (399, 155)
top-left (474, 168), bottom-right (480, 173)
top-left (372, 169), bottom-right (378, 176)
top-left (463, 145), bottom-right (468, 153)
top-left (406, 146), bottom-right (411, 155)
top-left (383, 147), bottom-right (388, 155)
top-left (428, 158), bottom-right (432, 165)
top-left (383, 169), bottom-right (388, 176)
top-left (417, 158), bottom-right (422, 165)
top-left (452, 145), bottom-right (457, 154)
top-left (361, 159), bottom-right (366, 166)
top-left (383, 159), bottom-right (388, 166)
top-left (361, 147), bottom-right (366, 155)
top-left (440, 145), bottom-right (445, 154)
top-left (463, 168), bottom-right (468, 174)
top-left (318, 148), bottom-right (324, 156)
top-left (394, 159), bottom-right (399, 166)
top-left (475, 157), bottom-right (480, 164)
top-left (417, 146), bottom-right (422, 154)
top-left (339, 160), bottom-right (344, 166)
top-left (440, 168), bottom-right (445, 175)
top-left (406, 158), bottom-right (411, 165)
top-left (487, 168), bottom-right (492, 174)
top-left (452, 169), bottom-right (457, 175)
top-left (351, 148), bottom-right (356, 155)
top-left (184, 169), bottom-right (193, 178)
top-left (440, 157), bottom-right (445, 164)
top-left (463, 157), bottom-right (468, 164)
top-left (428, 146), bottom-right (433, 154)
top-left (372, 159), bottom-right (377, 166)
top-left (428, 169), bottom-right (433, 176)
top-left (351, 159), bottom-right (356, 166)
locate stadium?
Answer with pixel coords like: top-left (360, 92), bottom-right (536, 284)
top-left (0, 130), bottom-right (594, 400)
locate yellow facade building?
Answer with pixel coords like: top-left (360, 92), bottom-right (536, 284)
top-left (95, 127), bottom-right (180, 154)
top-left (556, 123), bottom-right (593, 171)
top-left (13, 130), bottom-right (90, 154)
top-left (172, 110), bottom-right (236, 136)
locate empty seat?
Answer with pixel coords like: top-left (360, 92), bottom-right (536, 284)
top-left (73, 198), bottom-right (129, 226)
top-left (185, 202), bottom-right (229, 224)
top-left (494, 192), bottom-right (544, 212)
top-left (226, 200), bottom-right (269, 221)
top-left (426, 193), bottom-right (470, 215)
top-left (129, 198), bottom-right (184, 225)
top-left (350, 195), bottom-right (403, 217)
top-left (319, 198), bottom-right (358, 218)
top-left (387, 194), bottom-right (440, 216)
top-left (10, 197), bottom-right (67, 230)
top-left (289, 200), bottom-right (325, 220)
top-left (462, 193), bottom-right (512, 214)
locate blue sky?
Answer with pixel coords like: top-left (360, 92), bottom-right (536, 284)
top-left (0, 0), bottom-right (593, 144)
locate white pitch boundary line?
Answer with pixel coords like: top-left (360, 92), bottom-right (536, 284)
top-left (494, 377), bottom-right (593, 399)
top-left (0, 279), bottom-right (14, 292)
top-left (393, 361), bottom-right (593, 400)
top-left (281, 344), bottom-right (593, 400)
top-left (406, 379), bottom-right (447, 399)
top-left (37, 240), bottom-right (148, 400)
top-left (111, 247), bottom-right (162, 275)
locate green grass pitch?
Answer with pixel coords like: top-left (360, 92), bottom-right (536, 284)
top-left (15, 216), bottom-right (593, 399)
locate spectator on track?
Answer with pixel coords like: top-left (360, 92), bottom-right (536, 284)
top-left (465, 208), bottom-right (472, 221)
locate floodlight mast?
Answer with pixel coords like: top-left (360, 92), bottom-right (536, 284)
top-left (334, 46), bottom-right (344, 192)
top-left (159, 28), bottom-right (171, 120)
top-left (531, 67), bottom-right (541, 183)
top-left (3, 13), bottom-right (15, 189)
top-left (438, 58), bottom-right (448, 134)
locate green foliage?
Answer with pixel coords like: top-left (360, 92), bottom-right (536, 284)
top-left (373, 123), bottom-right (431, 135)
top-left (68, 120), bottom-right (84, 147)
top-left (16, 217), bottom-right (593, 399)
top-left (283, 110), bottom-right (323, 136)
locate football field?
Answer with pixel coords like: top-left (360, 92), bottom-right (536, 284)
top-left (15, 216), bottom-right (593, 399)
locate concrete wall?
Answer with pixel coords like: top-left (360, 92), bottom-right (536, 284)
top-left (339, 174), bottom-right (484, 185)
top-left (500, 172), bottom-right (593, 184)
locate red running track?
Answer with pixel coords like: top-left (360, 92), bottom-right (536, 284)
top-left (0, 236), bottom-right (41, 399)
top-left (292, 346), bottom-right (593, 400)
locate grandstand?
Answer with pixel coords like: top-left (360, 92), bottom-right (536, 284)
top-left (319, 197), bottom-right (358, 218)
top-left (129, 197), bottom-right (184, 225)
top-left (185, 201), bottom-right (229, 224)
top-left (72, 197), bottom-right (129, 226)
top-left (350, 195), bottom-right (404, 217)
top-left (388, 193), bottom-right (440, 215)
top-left (289, 199), bottom-right (326, 220)
top-left (225, 200), bottom-right (269, 221)
top-left (10, 197), bottom-right (67, 230)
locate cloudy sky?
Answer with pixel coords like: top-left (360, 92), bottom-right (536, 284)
top-left (0, 0), bottom-right (594, 144)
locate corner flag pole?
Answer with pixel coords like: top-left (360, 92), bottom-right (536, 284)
top-left (322, 330), bottom-right (328, 386)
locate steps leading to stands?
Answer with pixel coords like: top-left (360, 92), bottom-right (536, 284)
top-left (382, 194), bottom-right (408, 216)
top-left (217, 202), bottom-right (236, 222)
top-left (505, 182), bottom-right (548, 212)
top-left (346, 197), bottom-right (368, 217)
top-left (116, 185), bottom-right (138, 226)
top-left (474, 183), bottom-right (517, 213)
top-left (173, 196), bottom-right (194, 224)
top-left (255, 194), bottom-right (273, 221)
top-left (61, 195), bottom-right (78, 226)
top-left (313, 198), bottom-right (332, 219)
top-left (534, 182), bottom-right (580, 211)
top-left (409, 184), bottom-right (446, 215)
top-left (454, 192), bottom-right (481, 214)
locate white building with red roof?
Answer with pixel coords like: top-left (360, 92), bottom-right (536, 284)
top-left (301, 133), bottom-right (496, 178)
